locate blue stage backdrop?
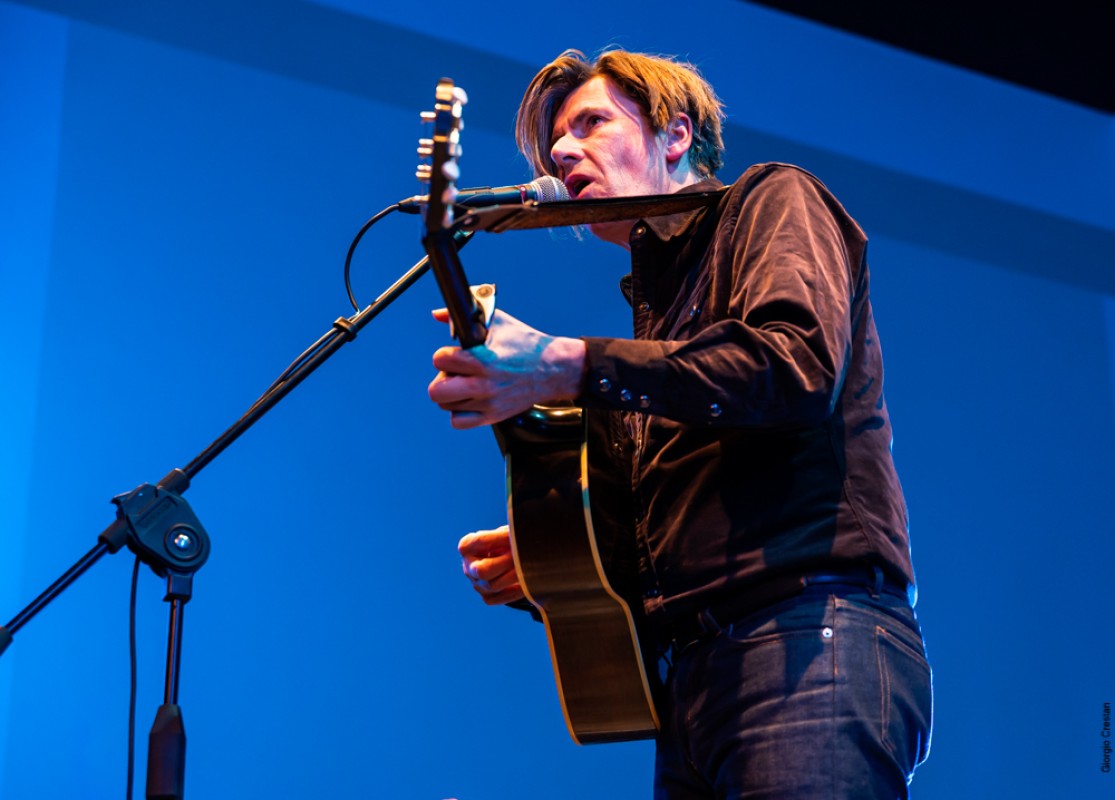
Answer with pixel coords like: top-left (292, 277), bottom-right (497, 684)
top-left (2, 1), bottom-right (1114, 798)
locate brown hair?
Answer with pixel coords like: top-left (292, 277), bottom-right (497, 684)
top-left (515, 48), bottom-right (725, 179)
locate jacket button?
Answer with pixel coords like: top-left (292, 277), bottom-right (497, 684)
top-left (639, 394), bottom-right (651, 408)
top-left (598, 378), bottom-right (612, 392)
top-left (620, 389), bottom-right (632, 402)
top-left (637, 301), bottom-right (650, 313)
top-left (709, 403), bottom-right (723, 419)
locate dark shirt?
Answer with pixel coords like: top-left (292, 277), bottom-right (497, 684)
top-left (579, 163), bottom-right (915, 629)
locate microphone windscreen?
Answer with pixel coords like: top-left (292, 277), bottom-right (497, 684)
top-left (532, 175), bottom-right (569, 203)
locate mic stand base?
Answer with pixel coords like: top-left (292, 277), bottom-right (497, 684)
top-left (147, 703), bottom-right (186, 800)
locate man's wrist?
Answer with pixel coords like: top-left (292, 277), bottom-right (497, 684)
top-left (542, 336), bottom-right (588, 402)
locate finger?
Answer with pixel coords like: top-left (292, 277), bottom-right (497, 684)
top-left (477, 584), bottom-right (526, 606)
top-left (433, 400), bottom-right (484, 415)
top-left (436, 399), bottom-right (485, 413)
top-left (459, 528), bottom-right (511, 557)
top-left (450, 410), bottom-right (489, 430)
top-left (465, 552), bottom-right (517, 584)
top-left (432, 346), bottom-right (486, 375)
top-left (432, 395), bottom-right (497, 418)
top-left (473, 567), bottom-right (520, 595)
top-left (428, 373), bottom-right (490, 405)
top-left (432, 307), bottom-right (450, 323)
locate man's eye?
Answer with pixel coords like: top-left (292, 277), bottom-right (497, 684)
top-left (587, 115), bottom-right (605, 128)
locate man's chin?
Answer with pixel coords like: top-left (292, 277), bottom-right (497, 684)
top-left (586, 219), bottom-right (633, 248)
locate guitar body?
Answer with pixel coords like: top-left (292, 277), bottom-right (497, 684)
top-left (498, 409), bottom-right (661, 744)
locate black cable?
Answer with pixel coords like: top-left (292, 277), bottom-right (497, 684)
top-left (252, 326), bottom-right (342, 407)
top-left (116, 201), bottom-right (419, 797)
top-left (127, 556), bottom-right (140, 800)
top-left (239, 201), bottom-right (408, 422)
top-left (180, 200), bottom-right (458, 481)
top-left (344, 204), bottom-right (402, 312)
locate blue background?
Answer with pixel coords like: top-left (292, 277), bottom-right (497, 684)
top-left (2, 1), bottom-right (1114, 797)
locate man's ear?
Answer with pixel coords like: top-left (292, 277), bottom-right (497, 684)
top-left (664, 112), bottom-right (694, 166)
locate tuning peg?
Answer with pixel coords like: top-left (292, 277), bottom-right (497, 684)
top-left (452, 86), bottom-right (469, 105)
top-left (442, 160), bottom-right (460, 182)
top-left (415, 164), bottom-right (432, 182)
top-left (420, 111), bottom-right (435, 122)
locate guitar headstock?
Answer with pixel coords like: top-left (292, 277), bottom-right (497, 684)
top-left (416, 78), bottom-right (487, 347)
top-left (417, 78), bottom-right (467, 238)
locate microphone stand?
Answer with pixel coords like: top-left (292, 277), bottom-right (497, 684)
top-left (0, 184), bottom-right (701, 797)
top-left (0, 231), bottom-right (469, 799)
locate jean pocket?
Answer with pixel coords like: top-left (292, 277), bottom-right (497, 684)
top-left (875, 623), bottom-right (933, 771)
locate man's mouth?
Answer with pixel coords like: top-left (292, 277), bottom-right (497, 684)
top-left (566, 176), bottom-right (592, 199)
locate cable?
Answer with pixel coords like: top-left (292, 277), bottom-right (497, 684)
top-left (127, 556), bottom-right (140, 800)
top-left (218, 202), bottom-right (405, 432)
top-left (344, 204), bottom-right (402, 312)
top-left (115, 202), bottom-right (414, 796)
top-left (241, 201), bottom-right (410, 421)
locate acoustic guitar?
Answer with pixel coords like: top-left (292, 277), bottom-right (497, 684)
top-left (416, 78), bottom-right (660, 744)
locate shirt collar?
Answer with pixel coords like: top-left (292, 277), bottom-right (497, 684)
top-left (642, 176), bottom-right (724, 242)
top-left (618, 176), bottom-right (725, 306)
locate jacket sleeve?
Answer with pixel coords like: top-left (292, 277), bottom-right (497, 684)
top-left (579, 167), bottom-right (864, 429)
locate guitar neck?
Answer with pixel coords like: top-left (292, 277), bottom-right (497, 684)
top-left (424, 228), bottom-right (487, 349)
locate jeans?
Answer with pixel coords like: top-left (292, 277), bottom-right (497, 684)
top-left (654, 587), bottom-right (933, 799)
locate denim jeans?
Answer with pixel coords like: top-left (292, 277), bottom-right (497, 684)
top-left (654, 587), bottom-right (933, 799)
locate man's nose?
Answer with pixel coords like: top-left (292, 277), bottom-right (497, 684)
top-left (550, 133), bottom-right (581, 170)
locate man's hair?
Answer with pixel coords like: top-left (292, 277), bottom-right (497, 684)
top-left (515, 48), bottom-right (725, 180)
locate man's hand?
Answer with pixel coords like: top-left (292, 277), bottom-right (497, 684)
top-left (428, 308), bottom-right (586, 429)
top-left (459, 525), bottom-right (525, 606)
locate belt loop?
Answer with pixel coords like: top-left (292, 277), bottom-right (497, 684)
top-left (871, 565), bottom-right (884, 598)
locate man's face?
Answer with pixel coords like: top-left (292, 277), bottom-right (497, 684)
top-left (550, 76), bottom-right (670, 247)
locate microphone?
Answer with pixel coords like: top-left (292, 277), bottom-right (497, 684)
top-left (398, 175), bottom-right (568, 214)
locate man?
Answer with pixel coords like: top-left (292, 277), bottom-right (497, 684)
top-left (429, 49), bottom-right (932, 799)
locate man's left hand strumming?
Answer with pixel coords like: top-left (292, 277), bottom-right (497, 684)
top-left (428, 307), bottom-right (586, 429)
